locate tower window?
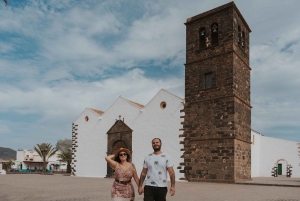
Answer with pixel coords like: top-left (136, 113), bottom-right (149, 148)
top-left (199, 27), bottom-right (206, 49)
top-left (211, 23), bottom-right (218, 45)
top-left (238, 25), bottom-right (241, 45)
top-left (242, 31), bottom-right (245, 48)
top-left (205, 72), bottom-right (213, 88)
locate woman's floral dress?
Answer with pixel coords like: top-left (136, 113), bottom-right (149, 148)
top-left (111, 163), bottom-right (135, 201)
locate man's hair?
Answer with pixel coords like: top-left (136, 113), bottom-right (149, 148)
top-left (152, 138), bottom-right (161, 143)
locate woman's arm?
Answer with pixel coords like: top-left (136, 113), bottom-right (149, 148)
top-left (132, 164), bottom-right (140, 187)
top-left (105, 155), bottom-right (118, 169)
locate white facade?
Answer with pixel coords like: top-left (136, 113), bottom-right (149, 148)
top-left (73, 89), bottom-right (184, 179)
top-left (73, 89), bottom-right (300, 179)
top-left (251, 130), bottom-right (300, 177)
top-left (16, 149), bottom-right (67, 172)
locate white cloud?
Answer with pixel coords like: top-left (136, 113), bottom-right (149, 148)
top-left (0, 68), bottom-right (183, 149)
top-left (1, 0), bottom-right (300, 150)
top-left (0, 67), bottom-right (183, 123)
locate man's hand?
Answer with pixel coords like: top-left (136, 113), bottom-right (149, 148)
top-left (138, 187), bottom-right (144, 195)
top-left (138, 168), bottom-right (148, 195)
top-left (169, 186), bottom-right (175, 196)
top-left (167, 166), bottom-right (175, 196)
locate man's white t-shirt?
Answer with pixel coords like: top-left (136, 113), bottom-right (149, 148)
top-left (143, 153), bottom-right (173, 187)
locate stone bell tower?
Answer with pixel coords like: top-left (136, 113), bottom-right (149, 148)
top-left (180, 2), bottom-right (252, 182)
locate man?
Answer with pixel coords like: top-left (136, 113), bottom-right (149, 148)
top-left (138, 138), bottom-right (175, 201)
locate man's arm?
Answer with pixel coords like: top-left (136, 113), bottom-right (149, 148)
top-left (138, 167), bottom-right (148, 195)
top-left (167, 166), bottom-right (175, 196)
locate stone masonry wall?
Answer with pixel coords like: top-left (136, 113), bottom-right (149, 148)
top-left (234, 139), bottom-right (251, 180)
top-left (181, 2), bottom-right (251, 182)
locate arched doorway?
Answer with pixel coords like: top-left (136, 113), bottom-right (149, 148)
top-left (274, 158), bottom-right (290, 176)
top-left (112, 140), bottom-right (128, 153)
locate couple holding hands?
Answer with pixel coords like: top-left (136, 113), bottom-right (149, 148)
top-left (105, 138), bottom-right (175, 201)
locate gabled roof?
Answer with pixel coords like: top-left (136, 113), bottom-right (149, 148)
top-left (140, 89), bottom-right (184, 108)
top-left (90, 108), bottom-right (104, 115)
top-left (127, 100), bottom-right (144, 108)
top-left (251, 129), bottom-right (264, 136)
top-left (74, 89), bottom-right (183, 123)
top-left (160, 89), bottom-right (184, 100)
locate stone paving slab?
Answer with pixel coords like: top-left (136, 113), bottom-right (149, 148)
top-left (0, 174), bottom-right (300, 201)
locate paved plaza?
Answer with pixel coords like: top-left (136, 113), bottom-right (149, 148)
top-left (0, 174), bottom-right (300, 201)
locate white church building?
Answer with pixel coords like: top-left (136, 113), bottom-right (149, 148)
top-left (72, 89), bottom-right (300, 179)
top-left (72, 89), bottom-right (185, 179)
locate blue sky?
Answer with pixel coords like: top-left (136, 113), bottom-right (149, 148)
top-left (1, 0), bottom-right (299, 151)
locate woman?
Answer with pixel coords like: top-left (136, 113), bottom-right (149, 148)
top-left (105, 148), bottom-right (139, 201)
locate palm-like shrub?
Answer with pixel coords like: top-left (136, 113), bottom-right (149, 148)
top-left (57, 150), bottom-right (72, 173)
top-left (56, 139), bottom-right (72, 173)
top-left (4, 160), bottom-right (15, 172)
top-left (34, 143), bottom-right (57, 174)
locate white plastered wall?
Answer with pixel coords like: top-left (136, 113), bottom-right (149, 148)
top-left (74, 97), bottom-right (145, 177)
top-left (251, 130), bottom-right (300, 177)
top-left (73, 89), bottom-right (184, 180)
top-left (251, 130), bottom-right (261, 177)
top-left (132, 89), bottom-right (184, 180)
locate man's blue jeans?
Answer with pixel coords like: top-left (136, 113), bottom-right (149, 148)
top-left (144, 185), bottom-right (167, 201)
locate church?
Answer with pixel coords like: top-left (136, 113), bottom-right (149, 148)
top-left (71, 2), bottom-right (300, 181)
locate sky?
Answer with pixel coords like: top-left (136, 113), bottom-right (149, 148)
top-left (0, 0), bottom-right (299, 151)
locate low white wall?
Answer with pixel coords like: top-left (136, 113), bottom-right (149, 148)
top-left (251, 130), bottom-right (261, 177)
top-left (259, 136), bottom-right (300, 177)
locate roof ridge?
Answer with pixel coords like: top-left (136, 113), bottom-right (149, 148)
top-left (161, 89), bottom-right (184, 100)
top-left (251, 129), bottom-right (264, 136)
top-left (89, 108), bottom-right (104, 115)
top-left (124, 99), bottom-right (145, 108)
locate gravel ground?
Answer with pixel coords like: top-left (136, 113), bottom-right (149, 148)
top-left (0, 174), bottom-right (300, 201)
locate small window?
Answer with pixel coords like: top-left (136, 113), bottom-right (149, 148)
top-left (160, 101), bottom-right (167, 109)
top-left (211, 23), bottom-right (218, 45)
top-left (85, 116), bottom-right (89, 122)
top-left (205, 72), bottom-right (213, 88)
top-left (199, 27), bottom-right (206, 49)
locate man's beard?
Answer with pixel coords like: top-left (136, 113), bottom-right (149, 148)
top-left (153, 146), bottom-right (161, 152)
